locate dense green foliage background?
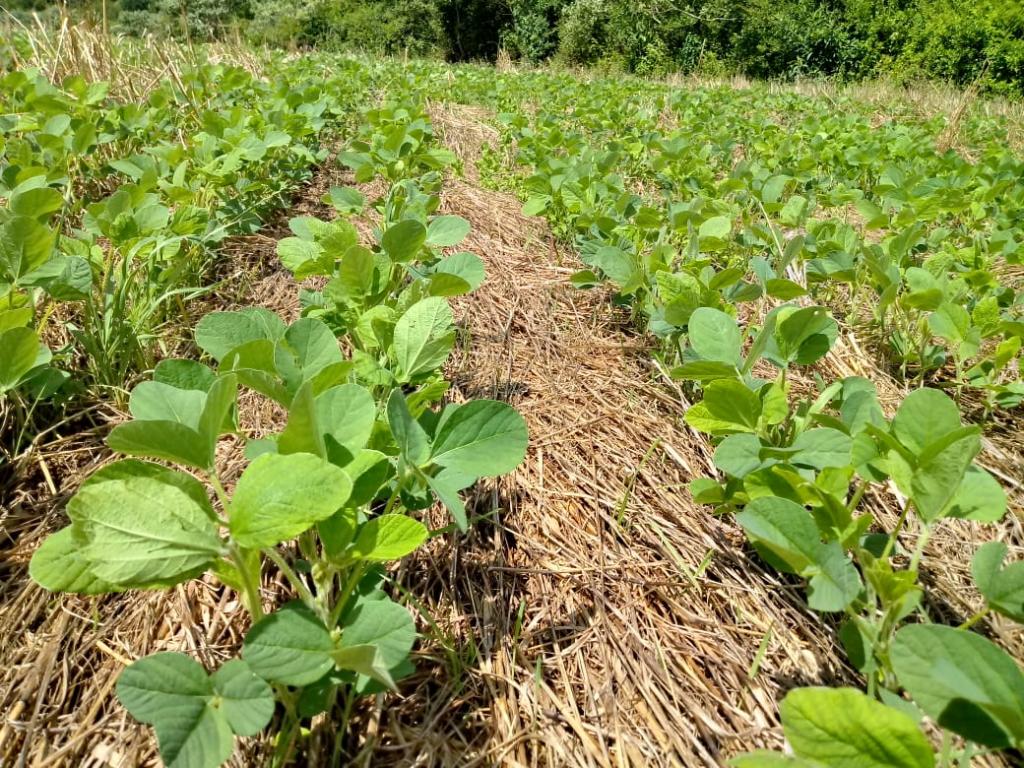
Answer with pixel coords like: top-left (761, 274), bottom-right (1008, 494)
top-left (8, 0), bottom-right (1024, 94)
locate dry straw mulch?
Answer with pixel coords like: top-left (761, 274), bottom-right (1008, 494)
top-left (2, 101), bottom-right (1023, 768)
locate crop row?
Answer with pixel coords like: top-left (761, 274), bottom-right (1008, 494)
top-left (4, 50), bottom-right (528, 767)
top-left (399, 61), bottom-right (1024, 766)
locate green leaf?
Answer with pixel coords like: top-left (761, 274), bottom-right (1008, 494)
top-left (685, 379), bottom-right (762, 435)
top-left (117, 653), bottom-right (234, 768)
top-left (779, 687), bottom-right (934, 768)
top-left (773, 306), bottom-right (837, 365)
top-left (351, 515), bottom-right (428, 561)
top-left (426, 215), bottom-right (470, 247)
top-left (337, 245), bottom-right (375, 298)
top-left (243, 602), bottom-right (335, 687)
top-left (698, 215), bottom-right (731, 244)
top-left (737, 496), bottom-right (819, 574)
top-left (426, 470), bottom-right (469, 531)
top-left (0, 326), bottom-right (42, 392)
top-left (430, 400), bottom-right (528, 476)
top-left (69, 464), bottom-right (221, 587)
top-left (229, 453), bottom-right (351, 549)
top-left (317, 384), bottom-right (377, 454)
top-left (891, 388), bottom-right (962, 455)
top-left (790, 428), bottom-right (852, 470)
top-left (338, 597), bottom-right (416, 683)
top-left (275, 317), bottom-right (345, 395)
top-left (891, 624), bottom-right (1024, 748)
top-left (195, 308), bottom-right (286, 362)
top-left (434, 251), bottom-right (485, 292)
top-left (278, 382), bottom-right (326, 458)
top-left (713, 433), bottom-right (768, 478)
top-left (382, 219), bottom-right (426, 262)
top-left (277, 236), bottom-right (324, 277)
top-left (737, 496), bottom-right (860, 611)
top-left (29, 526), bottom-right (119, 594)
top-left (386, 389), bottom-right (431, 466)
top-left (973, 541), bottom-right (1024, 623)
top-left (107, 419), bottom-right (215, 470)
top-left (0, 216), bottom-right (55, 280)
top-left (128, 381), bottom-right (206, 428)
top-left (209, 660), bottom-right (276, 737)
top-left (154, 359), bottom-right (216, 392)
top-left (911, 427), bottom-right (981, 521)
top-left (688, 307), bottom-right (742, 365)
top-left (392, 297), bottom-right (455, 381)
top-left (942, 465), bottom-right (1006, 522)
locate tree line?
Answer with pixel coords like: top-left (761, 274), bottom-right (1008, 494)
top-left (7, 1), bottom-right (1024, 95)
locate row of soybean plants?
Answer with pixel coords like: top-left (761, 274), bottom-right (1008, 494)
top-left (422, 62), bottom-right (1024, 766)
top-left (28, 69), bottom-right (529, 768)
top-left (0, 51), bottom-right (373, 463)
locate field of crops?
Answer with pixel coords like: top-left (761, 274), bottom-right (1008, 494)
top-left (3, 22), bottom-right (1024, 768)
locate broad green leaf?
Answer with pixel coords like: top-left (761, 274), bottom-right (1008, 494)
top-left (0, 216), bottom-right (55, 280)
top-left (973, 542), bottom-right (1024, 623)
top-left (434, 251), bottom-right (485, 292)
top-left (117, 653), bottom-right (233, 768)
top-left (392, 297), bottom-right (455, 381)
top-left (317, 384), bottom-right (377, 453)
top-left (737, 496), bottom-right (819, 574)
top-left (698, 215), bottom-right (731, 243)
top-left (29, 527), bottom-right (119, 594)
top-left (243, 602), bottom-right (335, 686)
top-left (128, 381), bottom-right (205, 428)
top-left (277, 237), bottom-right (325, 277)
top-left (426, 470), bottom-right (469, 531)
top-left (229, 452), bottom-right (351, 549)
top-left (209, 660), bottom-right (276, 737)
top-left (337, 245), bottom-right (375, 298)
top-left (386, 389), bottom-right (431, 466)
top-left (780, 687), bottom-right (934, 768)
top-left (332, 644), bottom-right (396, 690)
top-left (688, 307), bottom-right (742, 365)
top-left (195, 308), bottom-right (286, 362)
top-left (430, 400), bottom-right (528, 476)
top-left (686, 379), bottom-right (762, 435)
top-left (426, 215), bottom-right (470, 247)
top-left (773, 306), bottom-right (837, 365)
top-left (382, 219), bottom-right (426, 262)
top-left (107, 419), bottom-right (215, 470)
top-left (339, 597), bottom-right (416, 676)
top-left (790, 429), bottom-right (852, 470)
top-left (941, 465), bottom-right (1006, 522)
top-left (69, 466), bottom-right (221, 587)
top-left (713, 433), bottom-right (768, 478)
top-left (154, 359), bottom-right (216, 392)
top-left (892, 624), bottom-right (1024, 748)
top-left (737, 496), bottom-right (860, 611)
top-left (0, 326), bottom-right (42, 392)
top-left (278, 382), bottom-right (326, 458)
top-left (351, 515), bottom-right (428, 561)
top-left (275, 317), bottom-right (344, 394)
top-left (890, 388), bottom-right (962, 455)
top-left (911, 427), bottom-right (981, 521)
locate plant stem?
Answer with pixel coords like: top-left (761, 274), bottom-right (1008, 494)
top-left (958, 607), bottom-right (989, 631)
top-left (879, 498), bottom-right (911, 561)
top-left (265, 547), bottom-right (325, 622)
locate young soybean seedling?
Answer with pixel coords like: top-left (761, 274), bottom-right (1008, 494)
top-left (30, 310), bottom-right (528, 768)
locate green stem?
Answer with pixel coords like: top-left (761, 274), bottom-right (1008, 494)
top-left (879, 498), bottom-right (911, 561)
top-left (958, 608), bottom-right (989, 631)
top-left (329, 562), bottom-right (369, 628)
top-left (265, 548), bottom-right (325, 622)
